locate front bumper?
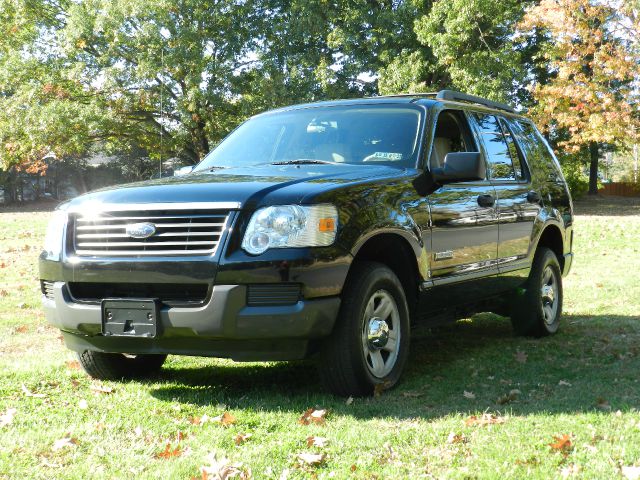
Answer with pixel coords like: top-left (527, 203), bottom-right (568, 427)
top-left (43, 282), bottom-right (340, 361)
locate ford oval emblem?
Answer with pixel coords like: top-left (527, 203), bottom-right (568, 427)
top-left (125, 222), bottom-right (156, 239)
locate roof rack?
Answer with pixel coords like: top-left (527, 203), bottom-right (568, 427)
top-left (435, 90), bottom-right (515, 113)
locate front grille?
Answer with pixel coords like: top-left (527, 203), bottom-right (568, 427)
top-left (71, 204), bottom-right (232, 256)
top-left (41, 281), bottom-right (55, 300)
top-left (68, 282), bottom-right (209, 306)
top-left (247, 284), bottom-right (302, 306)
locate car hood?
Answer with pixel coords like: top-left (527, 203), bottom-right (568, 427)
top-left (65, 163), bottom-right (406, 211)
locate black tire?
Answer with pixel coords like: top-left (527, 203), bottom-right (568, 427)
top-left (77, 351), bottom-right (167, 380)
top-left (511, 247), bottom-right (563, 337)
top-left (318, 261), bottom-right (410, 397)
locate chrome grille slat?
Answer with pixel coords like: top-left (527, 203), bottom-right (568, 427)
top-left (72, 205), bottom-right (231, 257)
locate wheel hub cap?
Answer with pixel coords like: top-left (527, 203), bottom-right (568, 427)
top-left (540, 265), bottom-right (558, 326)
top-left (367, 317), bottom-right (390, 349)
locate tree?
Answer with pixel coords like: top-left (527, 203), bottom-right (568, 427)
top-left (414, 0), bottom-right (539, 104)
top-left (519, 0), bottom-right (640, 195)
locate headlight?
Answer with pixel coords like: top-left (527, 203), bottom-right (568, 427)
top-left (242, 204), bottom-right (338, 255)
top-left (43, 210), bottom-right (67, 260)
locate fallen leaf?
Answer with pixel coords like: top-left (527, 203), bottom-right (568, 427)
top-left (90, 384), bottom-right (113, 394)
top-left (134, 426), bottom-right (143, 437)
top-left (212, 412), bottom-right (236, 427)
top-left (464, 413), bottom-right (506, 427)
top-left (155, 443), bottom-right (183, 459)
top-left (65, 360), bottom-right (81, 370)
top-left (463, 390), bottom-right (476, 400)
top-left (189, 414), bottom-right (211, 426)
top-left (78, 399), bottom-right (88, 410)
top-left (306, 436), bottom-right (329, 448)
top-left (345, 396), bottom-right (354, 405)
top-left (0, 289), bottom-right (8, 297)
top-left (558, 380), bottom-right (572, 387)
top-left (446, 432), bottom-right (467, 444)
top-left (514, 350), bottom-right (528, 364)
top-left (52, 436), bottom-right (78, 451)
top-left (0, 408), bottom-right (17, 427)
top-left (14, 325), bottom-right (28, 333)
top-left (496, 389), bottom-right (521, 405)
top-left (350, 464), bottom-right (357, 472)
top-left (298, 408), bottom-right (327, 426)
top-left (296, 452), bottom-right (326, 467)
top-left (549, 434), bottom-right (572, 453)
top-left (596, 398), bottom-right (611, 411)
top-left (21, 384), bottom-right (47, 398)
top-left (402, 391), bottom-right (424, 398)
top-left (622, 466), bottom-right (640, 480)
top-left (200, 452), bottom-right (250, 480)
top-left (234, 433), bottom-right (252, 445)
top-left (561, 463), bottom-right (581, 478)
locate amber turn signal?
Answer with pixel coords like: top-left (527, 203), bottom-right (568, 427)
top-left (318, 218), bottom-right (336, 232)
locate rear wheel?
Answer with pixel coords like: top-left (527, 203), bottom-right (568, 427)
top-left (77, 351), bottom-right (167, 380)
top-left (511, 247), bottom-right (563, 337)
top-left (318, 261), bottom-right (410, 397)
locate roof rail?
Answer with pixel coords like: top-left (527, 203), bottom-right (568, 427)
top-left (436, 90), bottom-right (515, 113)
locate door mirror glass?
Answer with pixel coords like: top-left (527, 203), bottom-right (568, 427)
top-left (432, 152), bottom-right (486, 183)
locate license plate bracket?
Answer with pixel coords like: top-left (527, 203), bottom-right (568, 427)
top-left (101, 299), bottom-right (159, 338)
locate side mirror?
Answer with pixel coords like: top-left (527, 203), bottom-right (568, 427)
top-left (174, 165), bottom-right (195, 177)
top-left (432, 152), bottom-right (485, 183)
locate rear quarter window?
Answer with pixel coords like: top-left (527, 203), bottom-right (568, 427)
top-left (507, 119), bottom-right (563, 184)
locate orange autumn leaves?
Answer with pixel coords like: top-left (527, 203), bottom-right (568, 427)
top-left (519, 0), bottom-right (640, 150)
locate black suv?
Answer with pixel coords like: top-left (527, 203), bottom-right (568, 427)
top-left (39, 91), bottom-right (573, 396)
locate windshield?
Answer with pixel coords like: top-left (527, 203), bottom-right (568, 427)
top-left (193, 105), bottom-right (423, 171)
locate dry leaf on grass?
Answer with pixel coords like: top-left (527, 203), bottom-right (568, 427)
top-left (463, 390), bottom-right (476, 400)
top-left (90, 384), bottom-right (114, 394)
top-left (596, 398), bottom-right (611, 411)
top-left (496, 389), bottom-right (521, 405)
top-left (345, 396), bottom-right (354, 405)
top-left (446, 432), bottom-right (467, 444)
top-left (296, 452), bottom-right (326, 467)
top-left (514, 350), bottom-right (528, 363)
top-left (549, 434), bottom-right (572, 453)
top-left (21, 384), bottom-right (47, 398)
top-left (155, 443), bottom-right (183, 459)
top-left (402, 391), bottom-right (424, 398)
top-left (298, 408), bottom-right (327, 426)
top-left (234, 433), bottom-right (252, 445)
top-left (0, 408), bottom-right (16, 428)
top-left (558, 380), bottom-right (572, 387)
top-left (52, 436), bottom-right (78, 451)
top-left (65, 360), bottom-right (81, 370)
top-left (464, 413), bottom-right (506, 427)
top-left (189, 414), bottom-right (212, 426)
top-left (373, 381), bottom-right (392, 397)
top-left (306, 436), bottom-right (329, 448)
top-left (14, 325), bottom-right (28, 333)
top-left (212, 412), bottom-right (236, 427)
top-left (199, 452), bottom-right (251, 480)
top-left (78, 399), bottom-right (88, 410)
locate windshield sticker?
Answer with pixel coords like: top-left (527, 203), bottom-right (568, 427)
top-left (372, 152), bottom-right (403, 161)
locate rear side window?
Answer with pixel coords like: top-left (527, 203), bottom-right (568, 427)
top-left (470, 113), bottom-right (518, 181)
top-left (498, 118), bottom-right (527, 181)
top-left (508, 119), bottom-right (562, 183)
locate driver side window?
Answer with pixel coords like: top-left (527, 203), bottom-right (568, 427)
top-left (429, 110), bottom-right (479, 171)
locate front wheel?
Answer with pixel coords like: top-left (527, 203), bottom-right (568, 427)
top-left (318, 261), bottom-right (410, 397)
top-left (77, 351), bottom-right (167, 380)
top-left (511, 247), bottom-right (563, 337)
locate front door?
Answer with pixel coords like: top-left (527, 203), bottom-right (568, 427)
top-left (425, 109), bottom-right (500, 312)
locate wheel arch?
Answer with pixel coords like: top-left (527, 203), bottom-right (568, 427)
top-left (348, 232), bottom-right (423, 322)
top-left (534, 223), bottom-right (565, 270)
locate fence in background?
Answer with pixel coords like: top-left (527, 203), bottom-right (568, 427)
top-left (599, 182), bottom-right (640, 197)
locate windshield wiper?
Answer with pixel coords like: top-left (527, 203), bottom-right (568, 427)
top-left (270, 159), bottom-right (335, 166)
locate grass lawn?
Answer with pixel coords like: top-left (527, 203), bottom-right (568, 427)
top-left (1, 196), bottom-right (640, 479)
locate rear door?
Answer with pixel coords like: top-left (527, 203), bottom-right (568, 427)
top-left (468, 113), bottom-right (541, 289)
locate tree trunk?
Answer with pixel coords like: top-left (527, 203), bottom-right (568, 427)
top-left (588, 141), bottom-right (599, 195)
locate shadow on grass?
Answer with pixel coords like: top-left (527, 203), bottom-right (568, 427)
top-left (148, 313), bottom-right (640, 419)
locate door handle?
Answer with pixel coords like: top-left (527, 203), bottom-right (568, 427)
top-left (526, 191), bottom-right (541, 203)
top-left (477, 194), bottom-right (495, 208)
